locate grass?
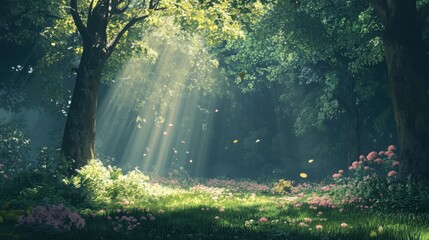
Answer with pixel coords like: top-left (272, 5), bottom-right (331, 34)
top-left (1, 178), bottom-right (428, 240)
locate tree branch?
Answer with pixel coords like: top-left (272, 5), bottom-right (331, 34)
top-left (70, 0), bottom-right (90, 42)
top-left (106, 5), bottom-right (165, 55)
top-left (106, 15), bottom-right (149, 55)
top-left (419, 2), bottom-right (429, 23)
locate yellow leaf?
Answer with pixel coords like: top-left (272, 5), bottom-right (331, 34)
top-left (308, 159), bottom-right (314, 163)
top-left (300, 173), bottom-right (308, 178)
top-left (233, 139), bottom-right (238, 144)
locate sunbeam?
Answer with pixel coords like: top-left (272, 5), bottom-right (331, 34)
top-left (97, 22), bottom-right (219, 176)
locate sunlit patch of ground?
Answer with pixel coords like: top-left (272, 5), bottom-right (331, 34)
top-left (2, 177), bottom-right (428, 240)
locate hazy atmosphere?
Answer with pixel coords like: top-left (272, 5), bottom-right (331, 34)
top-left (1, 0), bottom-right (429, 239)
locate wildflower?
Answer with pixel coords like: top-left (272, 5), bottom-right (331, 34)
top-left (215, 216), bottom-right (220, 220)
top-left (364, 166), bottom-right (371, 171)
top-left (359, 155), bottom-right (366, 161)
top-left (338, 169), bottom-right (344, 175)
top-left (352, 161), bottom-right (360, 168)
top-left (332, 173), bottom-right (342, 178)
top-left (370, 230), bottom-right (377, 238)
top-left (159, 210), bottom-right (165, 214)
top-left (304, 217), bottom-right (312, 223)
top-left (387, 145), bottom-right (396, 151)
top-left (258, 217), bottom-right (268, 223)
top-left (219, 207), bottom-right (225, 212)
top-left (374, 158), bottom-right (385, 164)
top-left (317, 211), bottom-right (323, 216)
top-left (388, 171), bottom-right (397, 177)
top-left (367, 151), bottom-right (378, 161)
top-left (340, 223), bottom-right (348, 228)
top-left (392, 161), bottom-right (400, 166)
top-left (315, 224), bottom-right (323, 230)
top-left (299, 222), bottom-right (308, 227)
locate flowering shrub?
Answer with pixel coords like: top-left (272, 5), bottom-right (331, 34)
top-left (329, 145), bottom-right (429, 213)
top-left (16, 204), bottom-right (85, 233)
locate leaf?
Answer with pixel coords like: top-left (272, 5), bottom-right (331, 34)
top-left (233, 139), bottom-right (238, 143)
top-left (299, 173), bottom-right (308, 178)
top-left (308, 159), bottom-right (314, 163)
top-left (255, 139), bottom-right (261, 143)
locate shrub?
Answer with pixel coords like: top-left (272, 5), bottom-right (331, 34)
top-left (69, 159), bottom-right (150, 207)
top-left (16, 204), bottom-right (85, 234)
top-left (331, 145), bottom-right (429, 213)
top-left (0, 124), bottom-right (31, 180)
top-left (272, 179), bottom-right (293, 195)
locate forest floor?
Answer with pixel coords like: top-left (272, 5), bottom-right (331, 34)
top-left (1, 177), bottom-right (428, 240)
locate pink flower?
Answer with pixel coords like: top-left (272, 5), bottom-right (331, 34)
top-left (332, 173), bottom-right (342, 178)
top-left (367, 151), bottom-right (378, 161)
top-left (388, 171), bottom-right (397, 177)
top-left (352, 161), bottom-right (360, 168)
top-left (338, 170), bottom-right (344, 175)
top-left (340, 223), bottom-right (348, 228)
top-left (349, 166), bottom-right (355, 170)
top-left (379, 151), bottom-right (385, 156)
top-left (304, 217), bottom-right (312, 223)
top-left (359, 155), bottom-right (366, 161)
top-left (258, 217), bottom-right (268, 223)
top-left (374, 158), bottom-right (385, 164)
top-left (387, 145), bottom-right (396, 151)
top-left (315, 224), bottom-right (323, 230)
top-left (392, 161), bottom-right (400, 166)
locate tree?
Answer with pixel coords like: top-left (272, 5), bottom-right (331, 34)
top-left (216, 0), bottom-right (395, 167)
top-left (61, 0), bottom-right (264, 170)
top-left (370, 0), bottom-right (429, 182)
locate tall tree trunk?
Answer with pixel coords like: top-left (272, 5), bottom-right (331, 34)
top-left (62, 47), bottom-right (106, 170)
top-left (372, 0), bottom-right (429, 182)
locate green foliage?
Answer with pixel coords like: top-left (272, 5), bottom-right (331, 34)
top-left (0, 124), bottom-right (31, 179)
top-left (69, 159), bottom-right (150, 207)
top-left (271, 179), bottom-right (293, 194)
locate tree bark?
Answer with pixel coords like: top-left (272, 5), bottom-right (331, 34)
top-left (62, 46), bottom-right (106, 170)
top-left (372, 0), bottom-right (429, 182)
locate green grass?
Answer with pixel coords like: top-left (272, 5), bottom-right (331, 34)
top-left (1, 183), bottom-right (428, 240)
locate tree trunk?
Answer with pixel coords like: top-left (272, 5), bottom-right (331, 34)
top-left (372, 0), bottom-right (429, 182)
top-left (62, 47), bottom-right (106, 170)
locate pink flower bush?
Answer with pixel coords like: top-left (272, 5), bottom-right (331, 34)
top-left (388, 171), bottom-right (397, 177)
top-left (258, 217), bottom-right (268, 223)
top-left (16, 204), bottom-right (85, 233)
top-left (315, 224), bottom-right (323, 230)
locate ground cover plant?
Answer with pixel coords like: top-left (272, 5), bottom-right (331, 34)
top-left (1, 146), bottom-right (429, 239)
